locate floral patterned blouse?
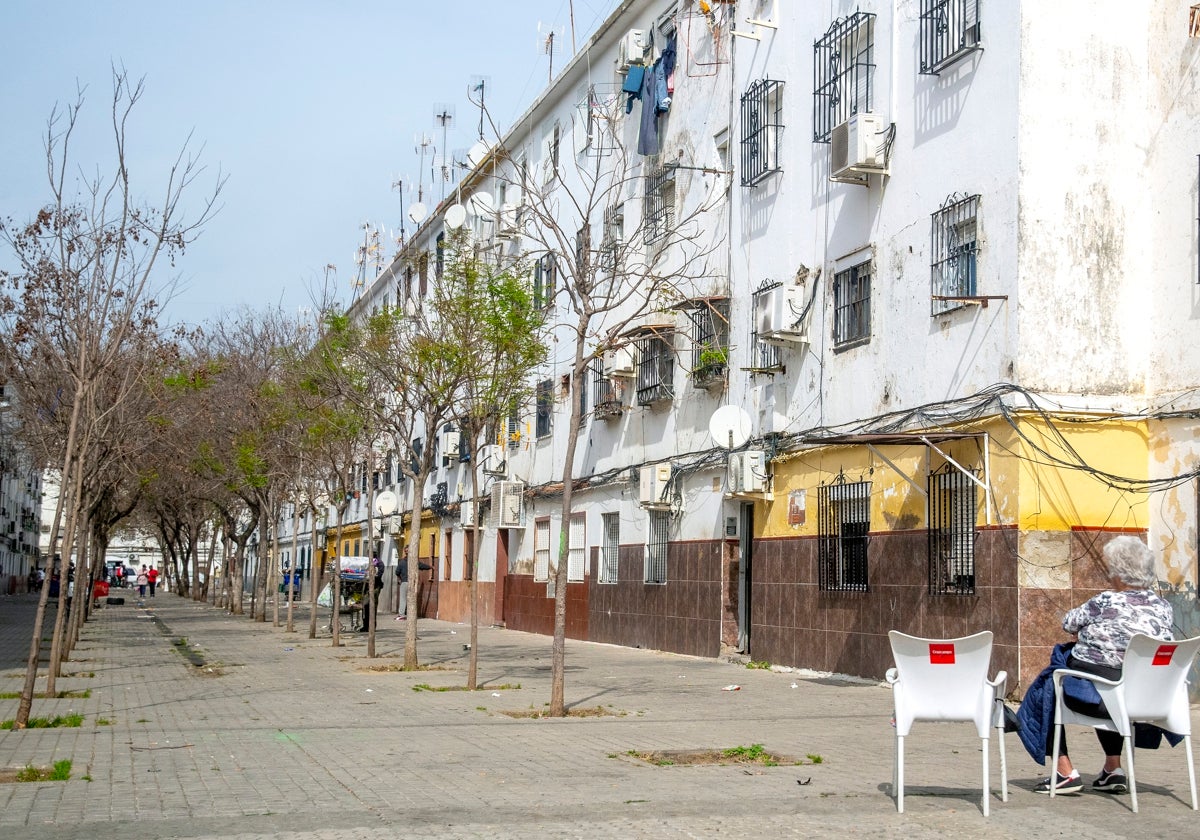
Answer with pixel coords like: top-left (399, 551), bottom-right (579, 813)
top-left (1063, 589), bottom-right (1174, 668)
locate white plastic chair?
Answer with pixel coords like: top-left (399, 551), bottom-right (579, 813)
top-left (1050, 633), bottom-right (1200, 812)
top-left (886, 630), bottom-right (1009, 815)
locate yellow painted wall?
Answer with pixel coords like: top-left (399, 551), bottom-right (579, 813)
top-left (763, 415), bottom-right (1150, 539)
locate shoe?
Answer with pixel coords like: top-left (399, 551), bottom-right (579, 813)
top-left (1035, 771), bottom-right (1082, 794)
top-left (1092, 768), bottom-right (1128, 793)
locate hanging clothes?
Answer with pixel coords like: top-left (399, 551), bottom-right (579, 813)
top-left (623, 63), bottom-right (646, 114)
top-left (661, 33), bottom-right (678, 97)
top-left (637, 58), bottom-right (661, 156)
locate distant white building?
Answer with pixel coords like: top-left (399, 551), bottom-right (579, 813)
top-left (1, 381), bottom-right (44, 591)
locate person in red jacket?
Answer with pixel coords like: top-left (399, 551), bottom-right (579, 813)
top-left (146, 566), bottom-right (159, 597)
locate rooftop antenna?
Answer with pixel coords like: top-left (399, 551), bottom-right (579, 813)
top-left (414, 134), bottom-right (434, 203)
top-left (391, 177), bottom-right (406, 249)
top-left (468, 76), bottom-right (490, 141)
top-left (433, 104), bottom-right (455, 201)
top-left (538, 22), bottom-right (566, 83)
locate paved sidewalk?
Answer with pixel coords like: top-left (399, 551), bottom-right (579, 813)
top-left (1, 592), bottom-right (1198, 838)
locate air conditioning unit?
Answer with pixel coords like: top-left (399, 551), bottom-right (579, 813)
top-left (491, 480), bottom-right (526, 529)
top-left (754, 284), bottom-right (807, 344)
top-left (479, 443), bottom-right (507, 477)
top-left (728, 450), bottom-right (767, 494)
top-left (440, 429), bottom-right (461, 457)
top-left (460, 498), bottom-right (477, 527)
top-left (831, 113), bottom-right (889, 179)
top-left (603, 345), bottom-right (635, 377)
top-left (639, 463), bottom-right (673, 507)
top-left (617, 28), bottom-right (646, 71)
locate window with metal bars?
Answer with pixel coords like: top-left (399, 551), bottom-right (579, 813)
top-left (576, 363), bottom-right (588, 426)
top-left (534, 517), bottom-right (551, 582)
top-left (930, 193), bottom-right (980, 315)
top-left (600, 204), bottom-right (624, 275)
top-left (418, 255), bottom-right (429, 297)
top-left (740, 79), bottom-right (784, 187)
top-left (817, 480), bottom-right (871, 592)
top-left (506, 405), bottom-right (521, 451)
top-left (919, 0), bottom-right (982, 76)
top-left (643, 164), bottom-right (677, 244)
top-left (534, 254), bottom-right (556, 309)
top-left (689, 299), bottom-right (730, 381)
top-left (636, 331), bottom-right (675, 406)
top-left (568, 512), bottom-right (586, 582)
top-left (813, 12), bottom-right (876, 144)
top-left (592, 359), bottom-right (621, 419)
top-left (535, 379), bottom-right (553, 438)
top-left (751, 281), bottom-right (783, 371)
top-left (927, 464), bottom-right (978, 595)
top-left (600, 512), bottom-right (619, 584)
top-left (833, 262), bottom-right (871, 347)
top-left (645, 509), bottom-right (669, 584)
top-left (435, 233), bottom-right (446, 279)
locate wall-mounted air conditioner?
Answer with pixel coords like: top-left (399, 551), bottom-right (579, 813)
top-left (754, 285), bottom-right (807, 345)
top-left (617, 29), bottom-right (646, 71)
top-left (728, 450), bottom-right (767, 494)
top-left (831, 113), bottom-right (889, 179)
top-left (603, 345), bottom-right (636, 377)
top-left (441, 429), bottom-right (461, 458)
top-left (491, 480), bottom-right (526, 529)
top-left (479, 443), bottom-right (507, 477)
top-left (639, 463), bottom-right (673, 507)
top-left (460, 498), bottom-right (476, 528)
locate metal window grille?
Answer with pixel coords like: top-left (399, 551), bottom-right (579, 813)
top-left (592, 359), bottom-right (621, 419)
top-left (740, 79), bottom-right (785, 187)
top-left (817, 479), bottom-right (871, 592)
top-left (534, 518), bottom-right (551, 582)
top-left (919, 0), bottom-right (982, 75)
top-left (577, 363), bottom-right (589, 426)
top-left (600, 205), bottom-right (624, 274)
top-left (813, 12), bottom-right (876, 144)
top-left (689, 299), bottom-right (730, 374)
top-left (751, 281), bottom-right (782, 371)
top-left (600, 512), bottom-right (619, 584)
top-left (833, 262), bottom-right (871, 346)
top-left (534, 255), bottom-right (556, 309)
top-left (643, 164), bottom-right (677, 245)
top-left (535, 379), bottom-right (553, 438)
top-left (927, 464), bottom-right (978, 595)
top-left (575, 226), bottom-right (588, 277)
top-left (506, 406), bottom-right (520, 451)
top-left (931, 193), bottom-right (980, 314)
top-left (568, 512), bottom-right (586, 582)
top-left (645, 509), bottom-right (669, 584)
top-left (435, 233), bottom-right (446, 279)
top-left (636, 331), bottom-right (675, 406)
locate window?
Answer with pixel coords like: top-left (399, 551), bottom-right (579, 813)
top-left (592, 359), bottom-right (621, 419)
top-left (535, 379), bottom-right (554, 438)
top-left (645, 509), bottom-right (669, 584)
top-left (576, 363), bottom-right (588, 425)
top-left (575, 226), bottom-right (588, 277)
top-left (740, 79), bottom-right (784, 187)
top-left (688, 299), bottom-right (730, 382)
top-left (534, 255), bottom-right (556, 309)
top-left (543, 121), bottom-right (561, 184)
top-left (568, 512), bottom-right (586, 582)
top-left (600, 204), bottom-right (624, 275)
top-left (930, 193), bottom-right (980, 315)
top-left (833, 261), bottom-right (871, 347)
top-left (534, 517), bottom-right (551, 582)
top-left (506, 405), bottom-right (521, 451)
top-left (817, 479), bottom-right (870, 592)
top-left (599, 512), bottom-right (619, 583)
top-left (813, 12), bottom-right (876, 144)
top-left (919, 0), bottom-right (982, 75)
top-left (436, 233), bottom-right (446, 279)
top-left (418, 255), bottom-right (429, 297)
top-left (927, 464), bottom-right (978, 595)
top-left (463, 528), bottom-right (474, 580)
top-left (643, 164), bottom-right (677, 245)
top-left (635, 330), bottom-right (674, 406)
top-left (751, 282), bottom-right (783, 371)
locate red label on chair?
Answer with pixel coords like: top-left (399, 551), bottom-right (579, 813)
top-left (929, 643), bottom-right (955, 664)
top-left (1153, 644), bottom-right (1177, 666)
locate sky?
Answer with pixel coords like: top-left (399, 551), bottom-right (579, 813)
top-left (0, 0), bottom-right (621, 327)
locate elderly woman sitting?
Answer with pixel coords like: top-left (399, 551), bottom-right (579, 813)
top-left (1017, 535), bottom-right (1174, 794)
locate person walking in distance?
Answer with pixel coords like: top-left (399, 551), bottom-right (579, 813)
top-left (146, 565), bottom-right (159, 597)
top-left (395, 557), bottom-right (432, 619)
top-left (136, 566), bottom-right (149, 598)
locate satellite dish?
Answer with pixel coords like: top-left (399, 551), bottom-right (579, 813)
top-left (467, 141), bottom-right (490, 167)
top-left (408, 202), bottom-right (427, 224)
top-left (445, 204), bottom-right (467, 229)
top-left (709, 405), bottom-right (752, 450)
top-left (375, 490), bottom-right (398, 516)
top-left (467, 191), bottom-right (494, 216)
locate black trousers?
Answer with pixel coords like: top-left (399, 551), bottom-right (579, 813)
top-left (1048, 654), bottom-right (1125, 759)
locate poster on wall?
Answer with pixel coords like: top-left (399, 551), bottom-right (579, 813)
top-left (788, 489), bottom-right (806, 527)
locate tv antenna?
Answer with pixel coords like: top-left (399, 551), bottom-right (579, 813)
top-left (538, 22), bottom-right (567, 83)
top-left (391, 177), bottom-right (407, 249)
top-left (414, 134), bottom-right (434, 203)
top-left (468, 76), bottom-right (490, 141)
top-left (433, 104), bottom-right (455, 201)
